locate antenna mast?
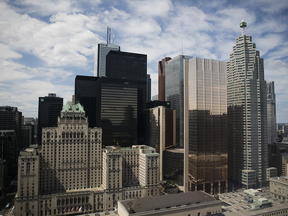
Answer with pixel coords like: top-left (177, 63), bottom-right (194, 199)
top-left (240, 20), bottom-right (247, 36)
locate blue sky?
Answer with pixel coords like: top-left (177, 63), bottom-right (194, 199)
top-left (0, 0), bottom-right (288, 122)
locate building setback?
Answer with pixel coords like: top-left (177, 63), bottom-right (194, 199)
top-left (227, 21), bottom-right (268, 189)
top-left (14, 100), bottom-right (160, 216)
top-left (37, 93), bottom-right (63, 145)
top-left (186, 57), bottom-right (228, 194)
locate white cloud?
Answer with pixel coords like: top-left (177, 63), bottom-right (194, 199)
top-left (0, 44), bottom-right (22, 59)
top-left (255, 34), bottom-right (283, 56)
top-left (127, 0), bottom-right (172, 18)
top-left (10, 0), bottom-right (82, 16)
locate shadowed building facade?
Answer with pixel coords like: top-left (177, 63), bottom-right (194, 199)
top-left (75, 75), bottom-right (100, 128)
top-left (37, 93), bottom-right (63, 145)
top-left (96, 77), bottom-right (138, 147)
top-left (227, 22), bottom-right (268, 189)
top-left (186, 57), bottom-right (228, 194)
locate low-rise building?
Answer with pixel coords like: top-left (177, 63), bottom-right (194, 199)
top-left (270, 176), bottom-right (288, 201)
top-left (118, 191), bottom-right (222, 216)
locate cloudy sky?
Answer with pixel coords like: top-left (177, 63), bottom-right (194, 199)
top-left (0, 0), bottom-right (288, 122)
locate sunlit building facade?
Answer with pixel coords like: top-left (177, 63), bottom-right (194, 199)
top-left (186, 57), bottom-right (228, 194)
top-left (165, 55), bottom-right (193, 147)
top-left (227, 32), bottom-right (268, 189)
top-left (15, 101), bottom-right (160, 216)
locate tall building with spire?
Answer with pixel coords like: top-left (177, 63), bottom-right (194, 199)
top-left (227, 20), bottom-right (268, 189)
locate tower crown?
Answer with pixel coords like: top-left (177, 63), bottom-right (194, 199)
top-left (240, 20), bottom-right (247, 35)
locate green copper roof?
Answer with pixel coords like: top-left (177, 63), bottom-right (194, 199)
top-left (61, 101), bottom-right (85, 114)
top-left (240, 21), bottom-right (247, 28)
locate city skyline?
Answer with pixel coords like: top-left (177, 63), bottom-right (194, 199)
top-left (0, 0), bottom-right (288, 122)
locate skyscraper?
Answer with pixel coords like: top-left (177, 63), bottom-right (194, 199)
top-left (145, 105), bottom-right (176, 181)
top-left (37, 93), bottom-right (63, 145)
top-left (105, 50), bottom-right (147, 81)
top-left (95, 43), bottom-right (120, 77)
top-left (0, 106), bottom-right (22, 179)
top-left (186, 57), bottom-right (228, 194)
top-left (158, 57), bottom-right (171, 101)
top-left (96, 77), bottom-right (138, 147)
top-left (165, 55), bottom-right (193, 147)
top-left (147, 74), bottom-right (151, 102)
top-left (75, 75), bottom-right (100, 128)
top-left (267, 81), bottom-right (276, 144)
top-left (227, 21), bottom-right (268, 189)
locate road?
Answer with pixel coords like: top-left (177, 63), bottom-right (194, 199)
top-left (0, 179), bottom-right (17, 216)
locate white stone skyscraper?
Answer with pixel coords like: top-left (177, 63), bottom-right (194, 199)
top-left (267, 81), bottom-right (276, 144)
top-left (227, 21), bottom-right (268, 189)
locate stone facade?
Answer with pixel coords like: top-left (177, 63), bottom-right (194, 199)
top-left (270, 176), bottom-right (288, 201)
top-left (14, 101), bottom-right (160, 216)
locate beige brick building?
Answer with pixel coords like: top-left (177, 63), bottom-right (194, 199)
top-left (14, 101), bottom-right (160, 216)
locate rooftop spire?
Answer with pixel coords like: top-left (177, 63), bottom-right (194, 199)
top-left (240, 20), bottom-right (247, 36)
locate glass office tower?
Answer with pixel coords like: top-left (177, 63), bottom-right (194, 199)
top-left (186, 57), bottom-right (228, 194)
top-left (227, 24), bottom-right (268, 189)
top-left (38, 93), bottom-right (63, 145)
top-left (95, 43), bottom-right (120, 77)
top-left (165, 55), bottom-right (193, 147)
top-left (75, 75), bottom-right (100, 128)
top-left (96, 77), bottom-right (138, 147)
top-left (267, 81), bottom-right (276, 144)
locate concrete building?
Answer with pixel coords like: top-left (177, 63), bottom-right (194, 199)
top-left (145, 105), bottom-right (176, 181)
top-left (117, 191), bottom-right (222, 216)
top-left (158, 57), bottom-right (171, 102)
top-left (227, 21), bottom-right (268, 189)
top-left (14, 101), bottom-right (160, 216)
top-left (165, 55), bottom-right (193, 148)
top-left (267, 81), bottom-right (277, 144)
top-left (184, 57), bottom-right (228, 194)
top-left (270, 176), bottom-right (288, 201)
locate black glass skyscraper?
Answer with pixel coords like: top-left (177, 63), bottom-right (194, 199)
top-left (37, 93), bottom-right (63, 144)
top-left (75, 75), bottom-right (100, 128)
top-left (96, 77), bottom-right (138, 147)
top-left (0, 106), bottom-right (22, 179)
top-left (106, 51), bottom-right (147, 81)
top-left (105, 50), bottom-right (147, 144)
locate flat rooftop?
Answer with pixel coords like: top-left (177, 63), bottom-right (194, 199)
top-left (219, 190), bottom-right (288, 215)
top-left (119, 191), bottom-right (219, 214)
